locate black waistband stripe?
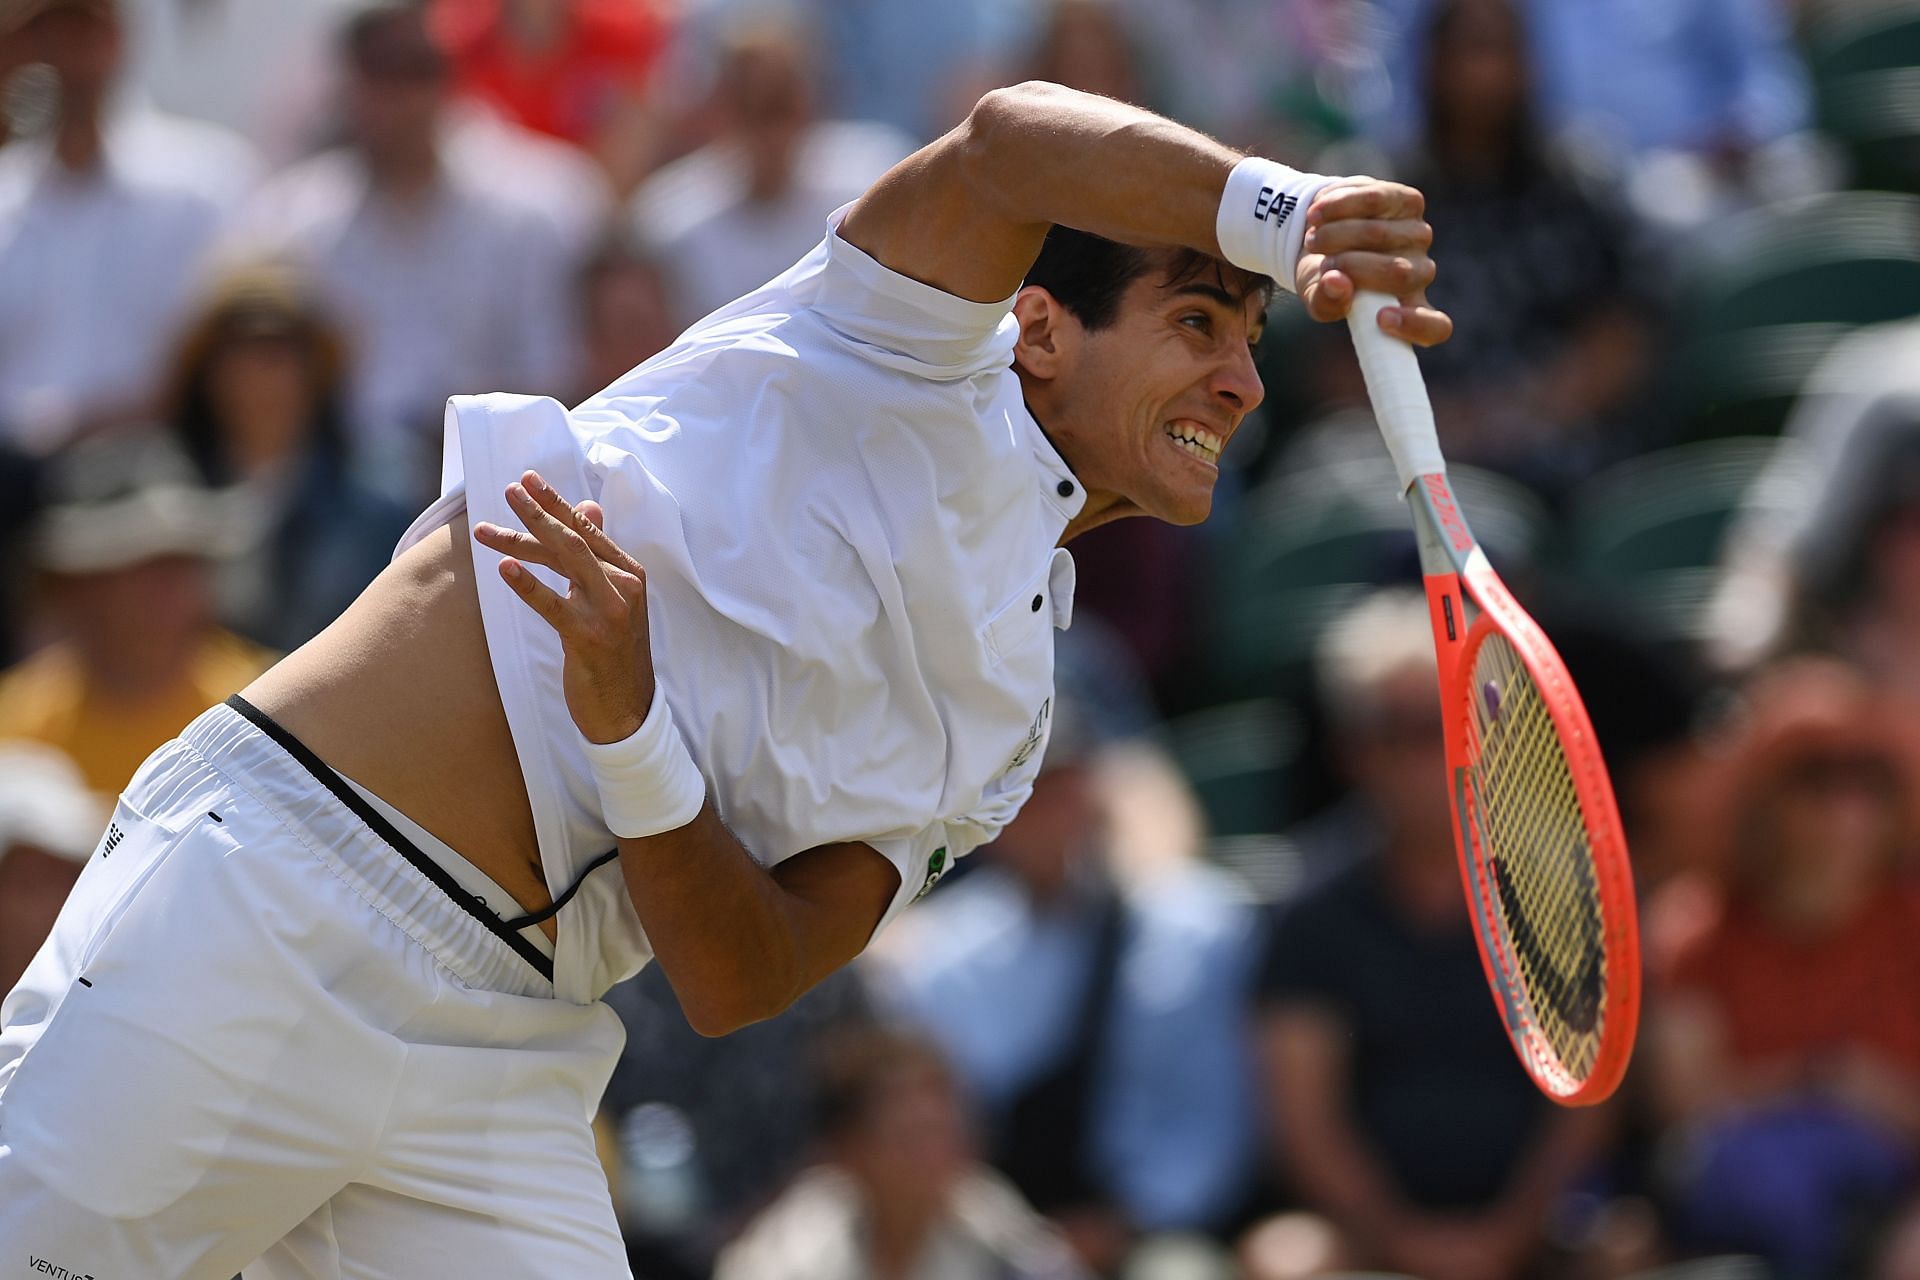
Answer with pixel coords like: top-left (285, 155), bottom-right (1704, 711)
top-left (501, 847), bottom-right (617, 930)
top-left (223, 694), bottom-right (556, 983)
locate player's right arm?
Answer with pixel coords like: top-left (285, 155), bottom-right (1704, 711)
top-left (839, 81), bottom-right (1450, 344)
top-left (476, 473), bottom-right (913, 1035)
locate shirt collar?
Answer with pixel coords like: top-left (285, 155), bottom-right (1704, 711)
top-left (1020, 401), bottom-right (1086, 529)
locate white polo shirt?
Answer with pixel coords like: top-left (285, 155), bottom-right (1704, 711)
top-left (398, 209), bottom-right (1082, 1003)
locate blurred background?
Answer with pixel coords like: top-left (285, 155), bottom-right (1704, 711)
top-left (4, 0), bottom-right (1920, 1276)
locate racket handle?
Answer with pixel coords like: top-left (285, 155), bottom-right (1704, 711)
top-left (1346, 291), bottom-right (1443, 491)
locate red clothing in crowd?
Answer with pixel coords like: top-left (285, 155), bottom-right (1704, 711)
top-left (429, 0), bottom-right (670, 145)
top-left (1664, 885), bottom-right (1920, 1077)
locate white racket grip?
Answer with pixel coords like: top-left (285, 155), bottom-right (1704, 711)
top-left (1346, 292), bottom-right (1444, 491)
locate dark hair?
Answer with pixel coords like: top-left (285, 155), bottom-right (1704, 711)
top-left (1417, 0), bottom-right (1544, 184)
top-left (166, 268), bottom-right (350, 485)
top-left (341, 2), bottom-right (447, 78)
top-left (1025, 225), bottom-right (1274, 330)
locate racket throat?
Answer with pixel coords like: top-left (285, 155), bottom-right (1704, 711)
top-left (1406, 471), bottom-right (1478, 577)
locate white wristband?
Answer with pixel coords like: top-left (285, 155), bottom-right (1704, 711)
top-left (1214, 156), bottom-right (1341, 294)
top-left (581, 681), bottom-right (706, 839)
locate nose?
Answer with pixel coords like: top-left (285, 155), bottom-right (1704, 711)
top-left (1211, 340), bottom-right (1265, 416)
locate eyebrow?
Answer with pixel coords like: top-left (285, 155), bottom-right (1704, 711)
top-left (1169, 283), bottom-right (1268, 343)
top-left (1169, 283), bottom-right (1243, 309)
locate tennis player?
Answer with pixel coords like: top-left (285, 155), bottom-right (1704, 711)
top-left (0, 82), bottom-right (1448, 1276)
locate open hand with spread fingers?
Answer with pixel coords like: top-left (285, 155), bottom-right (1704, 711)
top-left (473, 470), bottom-right (656, 745)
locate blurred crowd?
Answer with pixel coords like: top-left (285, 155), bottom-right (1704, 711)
top-left (5, 0), bottom-right (1920, 1277)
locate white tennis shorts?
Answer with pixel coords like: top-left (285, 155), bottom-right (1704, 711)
top-left (0, 703), bottom-right (633, 1278)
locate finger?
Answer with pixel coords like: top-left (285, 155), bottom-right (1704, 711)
top-left (497, 557), bottom-right (569, 626)
top-left (1322, 250), bottom-right (1436, 299)
top-left (564, 499), bottom-right (650, 591)
top-left (573, 507), bottom-right (648, 581)
top-left (522, 474), bottom-right (648, 581)
top-left (1303, 217), bottom-right (1433, 258)
top-left (1301, 267), bottom-right (1355, 323)
top-left (473, 521), bottom-right (567, 572)
top-left (1307, 180), bottom-right (1424, 226)
top-left (507, 477), bottom-right (624, 611)
top-left (1379, 302), bottom-right (1454, 348)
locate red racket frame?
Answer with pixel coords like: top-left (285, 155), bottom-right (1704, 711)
top-left (1415, 474), bottom-right (1641, 1106)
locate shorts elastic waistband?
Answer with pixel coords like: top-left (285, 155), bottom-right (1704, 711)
top-left (161, 698), bottom-right (555, 996)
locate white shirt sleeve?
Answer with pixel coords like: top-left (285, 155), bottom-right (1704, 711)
top-left (789, 205), bottom-right (1021, 382)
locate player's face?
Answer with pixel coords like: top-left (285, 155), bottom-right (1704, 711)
top-left (1050, 260), bottom-right (1267, 527)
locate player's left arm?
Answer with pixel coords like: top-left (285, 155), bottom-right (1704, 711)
top-left (614, 804), bottom-right (898, 1035)
top-left (474, 472), bottom-right (900, 1036)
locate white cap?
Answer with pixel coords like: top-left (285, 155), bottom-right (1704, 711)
top-left (0, 741), bottom-right (104, 865)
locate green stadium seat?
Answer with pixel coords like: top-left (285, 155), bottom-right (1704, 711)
top-left (1159, 697), bottom-right (1306, 837)
top-left (1201, 450), bottom-right (1548, 703)
top-left (1666, 192), bottom-right (1920, 436)
top-left (1808, 2), bottom-right (1920, 190)
top-left (1564, 437), bottom-right (1783, 640)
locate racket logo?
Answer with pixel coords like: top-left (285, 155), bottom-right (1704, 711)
top-left (1490, 853), bottom-right (1604, 1035)
top-left (1420, 475), bottom-right (1475, 553)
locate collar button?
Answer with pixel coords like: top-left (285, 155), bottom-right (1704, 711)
top-left (1056, 479), bottom-right (1075, 498)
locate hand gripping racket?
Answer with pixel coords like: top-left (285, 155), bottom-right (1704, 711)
top-left (1345, 293), bottom-right (1640, 1105)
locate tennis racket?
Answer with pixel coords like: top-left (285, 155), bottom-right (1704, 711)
top-left (1345, 293), bottom-right (1640, 1106)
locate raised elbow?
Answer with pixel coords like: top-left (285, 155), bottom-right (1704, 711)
top-left (683, 1005), bottom-right (752, 1039)
top-left (677, 983), bottom-right (796, 1039)
top-left (967, 80), bottom-right (1063, 129)
top-left (958, 81), bottom-right (1073, 202)
top-left (963, 81), bottom-right (1069, 150)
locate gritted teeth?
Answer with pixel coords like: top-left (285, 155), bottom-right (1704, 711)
top-left (1165, 421), bottom-right (1224, 463)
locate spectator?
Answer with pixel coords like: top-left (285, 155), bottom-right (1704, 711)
top-left (1112, 0), bottom-right (1383, 154)
top-left (1370, 0), bottom-right (1814, 192)
top-left (1241, 588), bottom-right (1609, 1280)
top-left (0, 431), bottom-right (270, 800)
top-left (224, 1), bottom-right (573, 504)
top-left (1388, 0), bottom-right (1654, 490)
top-left (1709, 319), bottom-right (1920, 692)
top-left (0, 0), bottom-right (257, 452)
top-left (165, 265), bottom-right (412, 653)
top-left (428, 0), bottom-right (671, 196)
top-left (120, 0), bottom-right (363, 165)
top-left (600, 964), bottom-right (877, 1280)
top-left (0, 741), bottom-right (99, 996)
top-left (868, 626), bottom-right (1262, 1274)
top-left (693, 0), bottom-right (1029, 146)
top-left (442, 102), bottom-right (615, 262)
top-left (714, 1028), bottom-right (1087, 1280)
top-left (1551, 616), bottom-right (1715, 896)
top-left (1648, 658), bottom-right (1920, 1279)
top-left (1022, 0), bottom-right (1144, 107)
top-left (571, 232), bottom-right (679, 403)
top-left (629, 11), bottom-right (913, 329)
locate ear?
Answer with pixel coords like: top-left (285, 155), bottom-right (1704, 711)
top-left (1011, 285), bottom-right (1078, 381)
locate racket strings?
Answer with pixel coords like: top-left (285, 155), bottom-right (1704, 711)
top-left (1463, 635), bottom-right (1607, 1083)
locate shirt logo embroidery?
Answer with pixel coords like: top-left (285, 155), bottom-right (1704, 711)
top-left (1005, 697), bottom-right (1051, 773)
top-left (914, 847), bottom-right (949, 901)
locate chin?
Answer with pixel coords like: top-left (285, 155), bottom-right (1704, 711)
top-left (1157, 488), bottom-right (1215, 527)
